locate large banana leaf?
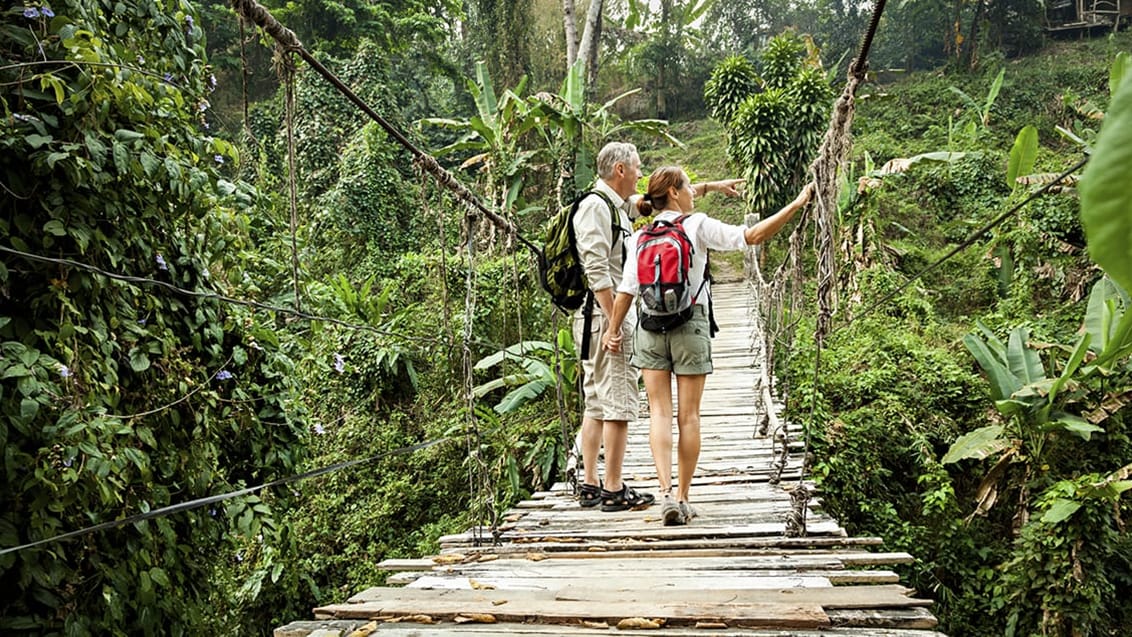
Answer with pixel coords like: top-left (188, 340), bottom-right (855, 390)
top-left (475, 341), bottom-right (556, 370)
top-left (1082, 278), bottom-right (1132, 371)
top-left (964, 334), bottom-right (1020, 401)
top-left (473, 61), bottom-right (497, 124)
top-left (1007, 125), bottom-right (1039, 190)
top-left (1080, 64), bottom-right (1132, 292)
top-left (1006, 327), bottom-right (1045, 386)
top-left (942, 425), bottom-right (1009, 464)
top-left (1044, 412), bottom-right (1104, 441)
top-left (495, 379), bottom-right (554, 414)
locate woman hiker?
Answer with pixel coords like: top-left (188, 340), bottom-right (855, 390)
top-left (602, 165), bottom-right (813, 525)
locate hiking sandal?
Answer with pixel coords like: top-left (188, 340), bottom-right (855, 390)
top-left (578, 482), bottom-right (602, 508)
top-left (679, 501), bottom-right (698, 524)
top-left (600, 483), bottom-right (655, 512)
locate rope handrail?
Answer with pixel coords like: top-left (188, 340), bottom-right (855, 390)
top-left (0, 437), bottom-right (448, 556)
top-left (0, 245), bottom-right (558, 369)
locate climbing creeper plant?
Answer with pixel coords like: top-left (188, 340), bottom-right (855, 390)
top-left (1, 1), bottom-right (305, 633)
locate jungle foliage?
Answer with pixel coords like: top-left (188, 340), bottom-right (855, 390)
top-left (777, 34), bottom-right (1132, 637)
top-left (3, 0), bottom-right (1132, 634)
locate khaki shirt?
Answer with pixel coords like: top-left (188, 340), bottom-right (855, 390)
top-left (572, 179), bottom-right (636, 298)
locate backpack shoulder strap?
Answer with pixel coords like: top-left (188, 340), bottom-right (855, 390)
top-left (587, 190), bottom-right (622, 236)
top-left (585, 189), bottom-right (627, 265)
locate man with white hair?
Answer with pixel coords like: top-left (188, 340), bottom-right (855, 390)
top-left (573, 141), bottom-right (653, 511)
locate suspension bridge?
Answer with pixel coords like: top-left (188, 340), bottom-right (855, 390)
top-left (274, 281), bottom-right (944, 636)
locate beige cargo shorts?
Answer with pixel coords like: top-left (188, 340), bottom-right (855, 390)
top-left (574, 310), bottom-right (639, 422)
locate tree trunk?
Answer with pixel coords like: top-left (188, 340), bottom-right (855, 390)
top-left (578, 0), bottom-right (605, 90)
top-left (963, 0), bottom-right (986, 70)
top-left (564, 0), bottom-right (579, 67)
top-left (947, 0), bottom-right (963, 60)
top-left (656, 0), bottom-right (672, 119)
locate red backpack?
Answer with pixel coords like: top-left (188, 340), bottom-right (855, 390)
top-left (636, 215), bottom-right (707, 333)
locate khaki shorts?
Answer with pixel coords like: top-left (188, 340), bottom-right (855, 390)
top-left (632, 304), bottom-right (713, 375)
top-left (574, 310), bottom-right (639, 422)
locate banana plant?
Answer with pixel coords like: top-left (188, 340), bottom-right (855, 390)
top-left (944, 277), bottom-right (1132, 520)
top-left (948, 67), bottom-right (1005, 147)
top-left (528, 58), bottom-right (681, 199)
top-left (472, 329), bottom-right (577, 414)
top-left (418, 62), bottom-right (540, 220)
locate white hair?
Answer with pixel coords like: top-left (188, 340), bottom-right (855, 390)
top-left (596, 142), bottom-right (639, 179)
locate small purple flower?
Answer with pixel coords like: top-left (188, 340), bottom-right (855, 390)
top-left (185, 15), bottom-right (194, 29)
top-left (63, 456), bottom-right (73, 467)
top-left (40, 6), bottom-right (53, 17)
top-left (314, 423), bottom-right (326, 435)
top-left (215, 370), bottom-right (234, 381)
top-left (23, 7), bottom-right (40, 18)
top-left (59, 364), bottom-right (71, 378)
top-left (155, 254), bottom-right (168, 270)
top-left (163, 72), bottom-right (173, 84)
top-left (213, 154), bottom-right (224, 164)
top-left (138, 318), bottom-right (147, 325)
top-left (209, 507), bottom-right (218, 517)
top-left (208, 74), bottom-right (217, 91)
top-left (333, 353), bottom-right (345, 374)
top-left (198, 100), bottom-right (209, 113)
top-left (137, 55), bottom-right (145, 65)
top-left (235, 550), bottom-right (243, 562)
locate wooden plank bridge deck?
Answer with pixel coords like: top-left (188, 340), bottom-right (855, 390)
top-left (276, 283), bottom-right (944, 637)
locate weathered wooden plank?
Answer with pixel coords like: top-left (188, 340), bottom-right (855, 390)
top-left (553, 584), bottom-right (931, 608)
top-left (439, 519), bottom-right (845, 546)
top-left (404, 574), bottom-right (835, 591)
top-left (385, 569), bottom-right (902, 587)
top-left (389, 552), bottom-right (912, 574)
top-left (315, 595), bottom-right (832, 629)
top-left (437, 535), bottom-right (885, 556)
top-left (828, 607), bottom-right (940, 629)
top-left (342, 625), bottom-right (947, 637)
top-left (320, 623), bottom-right (947, 636)
top-left (348, 584), bottom-right (928, 609)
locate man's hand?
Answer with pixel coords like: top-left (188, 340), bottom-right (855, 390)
top-left (714, 178), bottom-right (745, 197)
top-left (602, 328), bottom-right (623, 353)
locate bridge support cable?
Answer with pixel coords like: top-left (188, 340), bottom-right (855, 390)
top-left (459, 213), bottom-right (500, 546)
top-left (228, 0), bottom-right (541, 260)
top-left (283, 60), bottom-right (302, 311)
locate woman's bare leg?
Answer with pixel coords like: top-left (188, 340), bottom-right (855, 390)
top-left (674, 373), bottom-right (707, 502)
top-left (643, 369), bottom-right (674, 494)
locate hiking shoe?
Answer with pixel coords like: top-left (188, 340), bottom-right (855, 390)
top-left (578, 482), bottom-right (602, 508)
top-left (661, 494), bottom-right (683, 526)
top-left (679, 501), bottom-right (698, 524)
top-left (600, 483), bottom-right (655, 512)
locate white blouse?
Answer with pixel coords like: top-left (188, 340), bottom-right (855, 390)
top-left (618, 210), bottom-right (747, 306)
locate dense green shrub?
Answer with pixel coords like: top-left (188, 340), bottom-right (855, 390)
top-left (1, 1), bottom-right (305, 633)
